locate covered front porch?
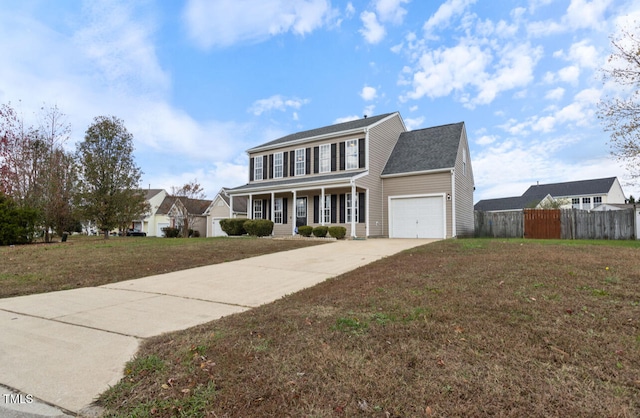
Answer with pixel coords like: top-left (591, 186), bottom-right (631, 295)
top-left (228, 176), bottom-right (367, 238)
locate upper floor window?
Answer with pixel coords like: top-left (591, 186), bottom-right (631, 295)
top-left (254, 157), bottom-right (263, 181)
top-left (345, 139), bottom-right (358, 170)
top-left (274, 152), bottom-right (283, 178)
top-left (319, 144), bottom-right (331, 173)
top-left (594, 196), bottom-right (602, 207)
top-left (571, 198), bottom-right (580, 209)
top-left (295, 148), bottom-right (305, 176)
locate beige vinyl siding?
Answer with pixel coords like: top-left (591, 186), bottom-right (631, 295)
top-left (383, 172), bottom-right (453, 238)
top-left (453, 127), bottom-right (475, 237)
top-left (355, 113), bottom-right (406, 237)
top-left (209, 196), bottom-right (231, 218)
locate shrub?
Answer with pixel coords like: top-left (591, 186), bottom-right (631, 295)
top-left (328, 226), bottom-right (347, 240)
top-left (298, 225), bottom-right (313, 237)
top-left (312, 226), bottom-right (328, 238)
top-left (161, 227), bottom-right (181, 238)
top-left (0, 193), bottom-right (39, 245)
top-left (243, 219), bottom-right (274, 237)
top-left (192, 230), bottom-right (200, 238)
top-left (219, 218), bottom-right (246, 236)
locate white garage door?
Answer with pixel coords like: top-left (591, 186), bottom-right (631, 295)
top-left (157, 223), bottom-right (169, 237)
top-left (390, 196), bottom-right (445, 238)
top-left (212, 219), bottom-right (228, 237)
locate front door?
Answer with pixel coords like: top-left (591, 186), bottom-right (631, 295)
top-left (296, 197), bottom-right (307, 227)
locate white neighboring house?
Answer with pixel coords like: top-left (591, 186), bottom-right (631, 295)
top-left (132, 189), bottom-right (171, 236)
top-left (205, 187), bottom-right (248, 237)
top-left (475, 177), bottom-right (627, 212)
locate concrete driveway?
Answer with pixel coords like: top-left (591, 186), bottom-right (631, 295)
top-left (0, 238), bottom-right (434, 416)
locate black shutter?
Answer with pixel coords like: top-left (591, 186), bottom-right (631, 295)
top-left (331, 195), bottom-right (337, 224)
top-left (249, 157), bottom-right (254, 181)
top-left (305, 148), bottom-right (311, 175)
top-left (339, 194), bottom-right (345, 223)
top-left (358, 138), bottom-right (365, 168)
top-left (313, 196), bottom-right (319, 223)
top-left (359, 192), bottom-right (365, 223)
top-left (331, 143), bottom-right (337, 171)
top-left (283, 152), bottom-right (288, 178)
top-left (289, 151), bottom-right (295, 176)
top-left (268, 154), bottom-right (273, 179)
top-left (283, 198), bottom-right (288, 224)
top-left (313, 146), bottom-right (319, 174)
top-left (262, 200), bottom-right (269, 220)
top-left (263, 155), bottom-right (268, 178)
top-left (339, 142), bottom-right (345, 170)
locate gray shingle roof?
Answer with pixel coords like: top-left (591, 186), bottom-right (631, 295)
top-left (219, 188), bottom-right (247, 213)
top-left (474, 196), bottom-right (544, 211)
top-left (521, 177), bottom-right (617, 198)
top-left (382, 122), bottom-right (464, 175)
top-left (248, 113), bottom-right (395, 151)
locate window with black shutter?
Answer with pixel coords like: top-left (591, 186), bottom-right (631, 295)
top-left (358, 192), bottom-right (365, 223)
top-left (283, 152), bottom-right (288, 178)
top-left (268, 154), bottom-right (274, 179)
top-left (305, 148), bottom-right (311, 175)
top-left (339, 194), bottom-right (345, 223)
top-left (331, 143), bottom-right (337, 171)
top-left (331, 195), bottom-right (337, 224)
top-left (358, 138), bottom-right (365, 168)
top-left (339, 142), bottom-right (345, 170)
top-left (313, 195), bottom-right (319, 223)
top-left (249, 157), bottom-right (254, 181)
top-left (313, 146), bottom-right (319, 174)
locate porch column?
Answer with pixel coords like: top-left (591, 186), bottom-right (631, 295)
top-left (229, 195), bottom-right (234, 218)
top-left (351, 183), bottom-right (357, 238)
top-left (320, 187), bottom-right (325, 226)
top-left (248, 194), bottom-right (253, 219)
top-left (292, 190), bottom-right (297, 235)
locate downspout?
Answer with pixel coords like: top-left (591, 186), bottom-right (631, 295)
top-left (451, 169), bottom-right (456, 238)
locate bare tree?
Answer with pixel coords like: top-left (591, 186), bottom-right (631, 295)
top-left (170, 179), bottom-right (206, 237)
top-left (598, 23), bottom-right (640, 179)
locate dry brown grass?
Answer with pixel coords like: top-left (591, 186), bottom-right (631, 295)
top-left (98, 239), bottom-right (640, 417)
top-left (0, 235), bottom-right (325, 298)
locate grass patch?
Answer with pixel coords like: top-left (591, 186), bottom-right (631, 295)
top-left (0, 236), bottom-right (325, 298)
top-left (97, 238), bottom-right (640, 416)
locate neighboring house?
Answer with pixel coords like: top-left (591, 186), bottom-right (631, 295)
top-left (133, 189), bottom-right (170, 237)
top-left (206, 187), bottom-right (248, 237)
top-left (474, 177), bottom-right (626, 212)
top-left (166, 196), bottom-right (213, 237)
top-left (227, 112), bottom-right (475, 239)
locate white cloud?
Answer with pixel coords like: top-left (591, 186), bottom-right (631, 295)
top-left (334, 115), bottom-right (360, 123)
top-left (476, 134), bottom-right (498, 145)
top-left (359, 11), bottom-right (386, 44)
top-left (375, 0), bottom-right (410, 24)
top-left (183, 0), bottom-right (336, 48)
top-left (248, 95), bottom-right (310, 116)
top-left (404, 116), bottom-right (425, 130)
top-left (558, 65), bottom-right (581, 85)
top-left (545, 87), bottom-right (565, 101)
top-left (527, 0), bottom-right (612, 36)
top-left (345, 2), bottom-right (356, 18)
top-left (363, 104), bottom-right (376, 117)
top-left (360, 85), bottom-right (378, 101)
top-left (423, 0), bottom-right (477, 37)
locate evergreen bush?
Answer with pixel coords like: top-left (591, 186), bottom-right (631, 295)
top-left (312, 226), bottom-right (329, 237)
top-left (220, 218), bottom-right (247, 236)
top-left (243, 219), bottom-right (274, 237)
top-left (328, 226), bottom-right (347, 239)
top-left (298, 225), bottom-right (313, 237)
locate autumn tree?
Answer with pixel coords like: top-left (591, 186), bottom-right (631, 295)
top-left (170, 179), bottom-right (206, 237)
top-left (76, 116), bottom-right (148, 239)
top-left (599, 22), bottom-right (640, 179)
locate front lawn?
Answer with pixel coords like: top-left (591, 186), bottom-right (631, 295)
top-left (0, 236), bottom-right (325, 298)
top-left (98, 239), bottom-right (640, 417)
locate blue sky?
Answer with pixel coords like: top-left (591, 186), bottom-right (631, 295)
top-left (1, 0), bottom-right (639, 202)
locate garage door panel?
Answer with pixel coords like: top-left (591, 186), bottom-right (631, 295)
top-left (390, 196), bottom-right (444, 239)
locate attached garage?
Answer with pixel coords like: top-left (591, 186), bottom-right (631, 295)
top-left (389, 195), bottom-right (446, 238)
top-left (212, 218), bottom-right (227, 237)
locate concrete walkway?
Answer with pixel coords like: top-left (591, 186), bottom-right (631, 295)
top-left (0, 238), bottom-right (434, 416)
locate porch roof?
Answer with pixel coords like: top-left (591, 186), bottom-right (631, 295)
top-left (228, 170), bottom-right (366, 194)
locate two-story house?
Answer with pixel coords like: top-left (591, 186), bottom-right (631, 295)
top-left (227, 112), bottom-right (475, 238)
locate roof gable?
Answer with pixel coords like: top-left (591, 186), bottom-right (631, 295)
top-left (382, 122), bottom-right (464, 175)
top-left (248, 112), bottom-right (396, 151)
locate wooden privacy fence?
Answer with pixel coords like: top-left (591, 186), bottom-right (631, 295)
top-left (475, 209), bottom-right (636, 240)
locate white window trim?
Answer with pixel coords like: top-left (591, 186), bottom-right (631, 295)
top-left (254, 157), bottom-right (263, 181)
top-left (322, 195), bottom-right (331, 224)
top-left (295, 148), bottom-right (305, 176)
top-left (253, 199), bottom-right (263, 219)
top-left (274, 152), bottom-right (283, 179)
top-left (346, 193), bottom-right (358, 223)
top-left (274, 197), bottom-right (283, 224)
top-left (345, 139), bottom-right (358, 170)
top-left (319, 144), bottom-right (331, 173)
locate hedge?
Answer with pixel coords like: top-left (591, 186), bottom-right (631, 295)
top-left (312, 226), bottom-right (328, 237)
top-left (220, 218), bottom-right (247, 236)
top-left (298, 225), bottom-right (313, 237)
top-left (243, 219), bottom-right (274, 237)
top-left (328, 226), bottom-right (346, 239)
